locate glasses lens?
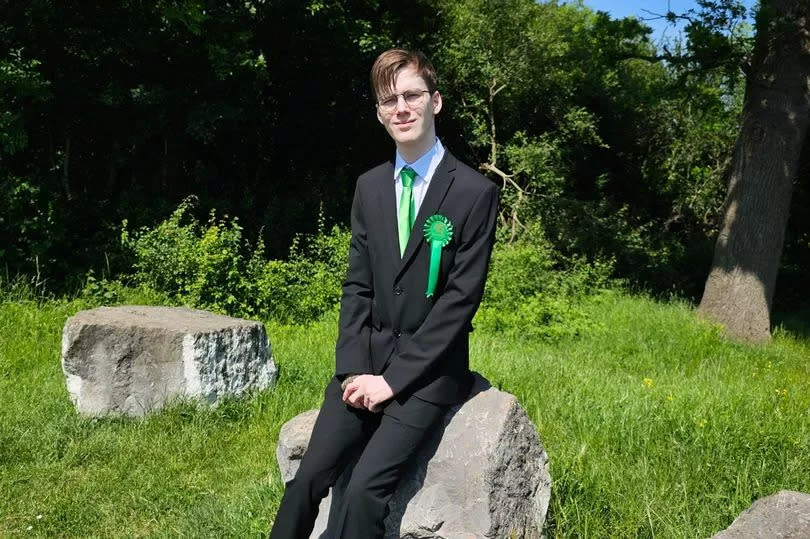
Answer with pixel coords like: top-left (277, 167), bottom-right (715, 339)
top-left (378, 91), bottom-right (429, 112)
top-left (405, 91), bottom-right (426, 105)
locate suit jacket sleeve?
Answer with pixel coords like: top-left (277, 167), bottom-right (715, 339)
top-left (334, 181), bottom-right (373, 378)
top-left (382, 182), bottom-right (499, 396)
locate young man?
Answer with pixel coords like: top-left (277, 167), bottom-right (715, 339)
top-left (269, 49), bottom-right (498, 538)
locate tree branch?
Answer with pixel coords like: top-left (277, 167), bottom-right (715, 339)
top-left (479, 162), bottom-right (523, 193)
top-left (480, 160), bottom-right (528, 243)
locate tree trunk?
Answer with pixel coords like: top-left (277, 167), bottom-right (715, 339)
top-left (698, 0), bottom-right (810, 342)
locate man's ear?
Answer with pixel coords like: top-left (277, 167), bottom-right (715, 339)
top-left (376, 105), bottom-right (384, 124)
top-left (432, 91), bottom-right (443, 115)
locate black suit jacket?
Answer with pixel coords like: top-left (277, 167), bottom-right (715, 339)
top-left (335, 149), bottom-right (499, 405)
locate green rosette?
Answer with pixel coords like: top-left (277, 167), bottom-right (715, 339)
top-left (423, 214), bottom-right (454, 297)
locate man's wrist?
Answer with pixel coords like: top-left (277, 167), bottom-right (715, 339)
top-left (380, 373), bottom-right (397, 397)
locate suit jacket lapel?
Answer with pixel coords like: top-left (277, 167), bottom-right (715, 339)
top-left (375, 161), bottom-right (402, 266)
top-left (395, 151), bottom-right (457, 281)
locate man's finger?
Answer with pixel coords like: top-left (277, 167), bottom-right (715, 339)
top-left (342, 384), bottom-right (357, 402)
top-left (368, 397), bottom-right (385, 413)
top-left (348, 389), bottom-right (365, 406)
top-left (346, 397), bottom-right (363, 408)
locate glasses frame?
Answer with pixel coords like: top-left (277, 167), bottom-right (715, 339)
top-left (376, 89), bottom-right (433, 113)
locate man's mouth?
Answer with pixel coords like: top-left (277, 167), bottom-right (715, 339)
top-left (394, 119), bottom-right (416, 126)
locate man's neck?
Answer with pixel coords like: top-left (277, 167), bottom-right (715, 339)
top-left (396, 133), bottom-right (437, 164)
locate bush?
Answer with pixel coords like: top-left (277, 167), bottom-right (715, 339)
top-left (119, 196), bottom-right (258, 317)
top-left (88, 198), bottom-right (614, 336)
top-left (251, 218), bottom-right (350, 324)
top-left (475, 223), bottom-right (615, 341)
top-left (78, 271), bottom-right (174, 308)
top-left (110, 196), bottom-right (350, 324)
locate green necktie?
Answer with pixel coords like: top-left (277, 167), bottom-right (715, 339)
top-left (398, 167), bottom-right (417, 257)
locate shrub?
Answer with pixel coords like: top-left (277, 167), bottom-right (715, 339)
top-left (112, 196), bottom-right (350, 324)
top-left (90, 198), bottom-right (613, 336)
top-left (250, 217), bottom-right (350, 324)
top-left (119, 196), bottom-right (257, 316)
top-left (476, 223), bottom-right (615, 341)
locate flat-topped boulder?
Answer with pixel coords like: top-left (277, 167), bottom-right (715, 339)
top-left (61, 305), bottom-right (276, 417)
top-left (713, 490), bottom-right (810, 538)
top-left (276, 373), bottom-right (551, 538)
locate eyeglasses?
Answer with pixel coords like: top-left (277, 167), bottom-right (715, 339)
top-left (376, 90), bottom-right (432, 113)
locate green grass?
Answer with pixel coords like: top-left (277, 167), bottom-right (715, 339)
top-left (1, 288), bottom-right (809, 537)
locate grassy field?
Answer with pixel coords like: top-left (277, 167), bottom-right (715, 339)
top-left (1, 289), bottom-right (809, 537)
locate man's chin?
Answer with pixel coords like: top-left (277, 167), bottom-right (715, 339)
top-left (394, 134), bottom-right (423, 147)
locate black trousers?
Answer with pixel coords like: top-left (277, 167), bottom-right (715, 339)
top-left (269, 376), bottom-right (447, 538)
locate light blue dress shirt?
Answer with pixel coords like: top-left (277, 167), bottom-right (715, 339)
top-left (393, 138), bottom-right (446, 231)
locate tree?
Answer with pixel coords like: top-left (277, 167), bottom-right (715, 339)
top-left (436, 0), bottom-right (654, 242)
top-left (698, 0), bottom-right (810, 341)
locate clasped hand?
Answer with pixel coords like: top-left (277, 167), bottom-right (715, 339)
top-left (342, 375), bottom-right (394, 412)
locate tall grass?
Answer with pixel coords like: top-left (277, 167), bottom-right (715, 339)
top-left (477, 293), bottom-right (810, 537)
top-left (1, 287), bottom-right (808, 537)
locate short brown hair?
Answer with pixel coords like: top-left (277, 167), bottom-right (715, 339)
top-left (370, 49), bottom-right (438, 101)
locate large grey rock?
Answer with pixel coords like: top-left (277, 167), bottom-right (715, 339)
top-left (713, 491), bottom-right (810, 538)
top-left (276, 374), bottom-right (551, 538)
top-left (61, 306), bottom-right (276, 416)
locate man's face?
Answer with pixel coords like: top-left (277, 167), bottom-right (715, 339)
top-left (376, 65), bottom-right (442, 150)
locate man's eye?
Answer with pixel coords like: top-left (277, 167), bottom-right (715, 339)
top-left (382, 97), bottom-right (397, 107)
top-left (405, 92), bottom-right (423, 100)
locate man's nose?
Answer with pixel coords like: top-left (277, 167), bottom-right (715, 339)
top-left (394, 94), bottom-right (409, 113)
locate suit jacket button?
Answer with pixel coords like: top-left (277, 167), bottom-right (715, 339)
top-left (394, 329), bottom-right (401, 338)
top-left (394, 286), bottom-right (403, 295)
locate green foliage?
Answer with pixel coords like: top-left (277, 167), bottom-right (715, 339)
top-left (121, 196), bottom-right (251, 315)
top-left (436, 0), bottom-right (614, 228)
top-left (3, 0), bottom-right (806, 306)
top-left (0, 47), bottom-right (49, 155)
top-left (430, 0), bottom-right (796, 304)
top-left (476, 224), bottom-right (615, 341)
top-left (434, 0), bottom-right (737, 298)
top-left (0, 46), bottom-right (54, 272)
top-left (115, 197), bottom-right (350, 324)
top-left (78, 271), bottom-right (173, 308)
top-left (249, 216), bottom-right (350, 324)
top-left (679, 0), bottom-right (753, 80)
top-left (109, 196), bottom-right (620, 340)
top-left (651, 75), bottom-right (743, 227)
top-left (0, 273), bottom-right (51, 305)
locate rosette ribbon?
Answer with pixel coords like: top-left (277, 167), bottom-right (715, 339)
top-left (422, 214), bottom-right (454, 297)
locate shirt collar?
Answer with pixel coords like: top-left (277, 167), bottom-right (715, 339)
top-left (394, 137), bottom-right (444, 183)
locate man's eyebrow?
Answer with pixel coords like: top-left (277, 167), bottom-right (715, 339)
top-left (381, 88), bottom-right (428, 98)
